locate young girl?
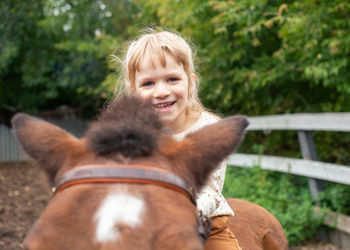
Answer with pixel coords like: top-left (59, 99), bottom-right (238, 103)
top-left (112, 30), bottom-right (241, 250)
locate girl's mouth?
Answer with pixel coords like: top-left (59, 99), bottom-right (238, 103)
top-left (153, 101), bottom-right (176, 110)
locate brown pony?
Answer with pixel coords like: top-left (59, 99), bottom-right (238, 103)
top-left (12, 96), bottom-right (288, 250)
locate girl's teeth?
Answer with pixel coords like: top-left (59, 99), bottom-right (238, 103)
top-left (155, 102), bottom-right (173, 108)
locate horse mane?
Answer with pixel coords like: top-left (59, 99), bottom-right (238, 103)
top-left (86, 95), bottom-right (163, 157)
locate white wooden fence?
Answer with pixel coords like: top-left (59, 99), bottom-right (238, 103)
top-left (227, 113), bottom-right (350, 195)
top-left (226, 112), bottom-right (350, 248)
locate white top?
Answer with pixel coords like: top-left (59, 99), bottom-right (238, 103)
top-left (173, 112), bottom-right (234, 218)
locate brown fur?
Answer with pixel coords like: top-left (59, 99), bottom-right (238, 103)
top-left (86, 96), bottom-right (163, 157)
top-left (227, 198), bottom-right (289, 249)
top-left (12, 96), bottom-right (288, 250)
top-left (12, 114), bottom-right (84, 181)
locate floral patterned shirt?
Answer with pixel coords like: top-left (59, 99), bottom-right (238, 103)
top-left (173, 112), bottom-right (234, 218)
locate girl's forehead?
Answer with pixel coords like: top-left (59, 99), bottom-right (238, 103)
top-left (137, 51), bottom-right (182, 72)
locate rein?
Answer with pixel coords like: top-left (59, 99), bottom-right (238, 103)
top-left (53, 164), bottom-right (211, 242)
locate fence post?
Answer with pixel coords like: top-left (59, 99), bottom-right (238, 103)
top-left (297, 131), bottom-right (324, 202)
top-left (298, 131), bottom-right (329, 242)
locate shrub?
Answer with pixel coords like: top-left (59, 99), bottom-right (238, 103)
top-left (223, 166), bottom-right (323, 245)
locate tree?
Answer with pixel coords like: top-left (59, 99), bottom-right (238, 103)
top-left (0, 0), bottom-right (137, 115)
top-left (0, 0), bottom-right (46, 111)
top-left (133, 0), bottom-right (350, 115)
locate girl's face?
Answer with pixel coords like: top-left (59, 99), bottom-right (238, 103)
top-left (134, 53), bottom-right (191, 133)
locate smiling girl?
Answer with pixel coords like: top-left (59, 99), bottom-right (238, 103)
top-left (111, 30), bottom-right (241, 250)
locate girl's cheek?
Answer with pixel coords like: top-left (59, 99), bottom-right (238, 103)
top-left (137, 91), bottom-right (151, 101)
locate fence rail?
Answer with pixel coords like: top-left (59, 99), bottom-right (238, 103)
top-left (246, 112), bottom-right (350, 132)
top-left (227, 153), bottom-right (350, 185)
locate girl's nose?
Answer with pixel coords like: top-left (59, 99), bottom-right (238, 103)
top-left (153, 82), bottom-right (170, 99)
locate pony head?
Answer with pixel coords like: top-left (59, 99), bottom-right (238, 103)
top-left (13, 95), bottom-right (248, 250)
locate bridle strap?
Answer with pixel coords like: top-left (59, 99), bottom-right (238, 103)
top-left (53, 164), bottom-right (211, 241)
top-left (53, 164), bottom-right (195, 204)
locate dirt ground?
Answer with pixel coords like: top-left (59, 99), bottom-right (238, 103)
top-left (0, 162), bottom-right (51, 250)
top-left (0, 161), bottom-right (344, 250)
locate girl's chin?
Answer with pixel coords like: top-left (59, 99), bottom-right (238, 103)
top-left (158, 114), bottom-right (178, 126)
top-left (158, 114), bottom-right (174, 123)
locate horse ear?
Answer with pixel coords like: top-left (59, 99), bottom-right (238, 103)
top-left (11, 113), bottom-right (82, 182)
top-left (165, 115), bottom-right (248, 191)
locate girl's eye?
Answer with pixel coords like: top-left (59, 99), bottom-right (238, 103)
top-left (142, 81), bottom-right (154, 87)
top-left (168, 77), bottom-right (179, 83)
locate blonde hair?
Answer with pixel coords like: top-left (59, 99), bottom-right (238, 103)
top-left (111, 30), bottom-right (205, 114)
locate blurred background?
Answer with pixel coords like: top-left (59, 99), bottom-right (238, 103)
top-left (1, 0), bottom-right (350, 248)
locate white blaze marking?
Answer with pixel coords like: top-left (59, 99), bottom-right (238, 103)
top-left (94, 192), bottom-right (144, 243)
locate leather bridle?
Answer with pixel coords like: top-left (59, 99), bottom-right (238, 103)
top-left (53, 164), bottom-right (212, 243)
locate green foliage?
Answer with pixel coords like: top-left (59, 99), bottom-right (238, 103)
top-left (319, 182), bottom-right (350, 215)
top-left (0, 0), bottom-right (136, 115)
top-left (314, 132), bottom-right (350, 165)
top-left (133, 0), bottom-right (350, 115)
top-left (223, 166), bottom-right (323, 245)
top-left (2, 0), bottom-right (350, 115)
